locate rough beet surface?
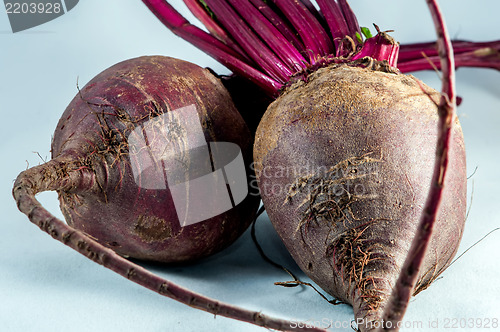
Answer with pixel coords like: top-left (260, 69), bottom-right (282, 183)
top-left (44, 55), bottom-right (259, 262)
top-left (254, 65), bottom-right (467, 331)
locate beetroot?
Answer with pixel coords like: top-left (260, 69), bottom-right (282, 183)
top-left (14, 55), bottom-right (259, 262)
top-left (253, 65), bottom-right (466, 330)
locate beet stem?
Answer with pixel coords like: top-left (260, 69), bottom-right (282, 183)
top-left (337, 0), bottom-right (360, 39)
top-left (142, 0), bottom-right (242, 61)
top-left (315, 0), bottom-right (349, 49)
top-left (203, 0), bottom-right (295, 82)
top-left (351, 32), bottom-right (400, 66)
top-left (296, 0), bottom-right (330, 39)
top-left (248, 0), bottom-right (306, 54)
top-left (379, 1), bottom-right (456, 330)
top-left (398, 54), bottom-right (500, 73)
top-left (399, 39), bottom-right (500, 61)
top-left (182, 0), bottom-right (252, 62)
top-left (143, 0), bottom-right (499, 96)
top-left (183, 0), bottom-right (227, 40)
top-left (270, 0), bottom-right (334, 61)
top-left (13, 160), bottom-right (328, 332)
top-left (141, 0), bottom-right (282, 96)
top-left (398, 40), bottom-right (500, 72)
top-left (226, 0), bottom-right (307, 73)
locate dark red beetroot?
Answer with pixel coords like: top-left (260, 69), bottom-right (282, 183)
top-left (253, 65), bottom-right (466, 330)
top-left (17, 55), bottom-right (259, 263)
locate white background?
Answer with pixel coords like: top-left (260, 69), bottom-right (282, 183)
top-left (1, 1), bottom-right (499, 331)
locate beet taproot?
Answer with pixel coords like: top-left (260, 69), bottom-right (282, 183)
top-left (253, 65), bottom-right (466, 330)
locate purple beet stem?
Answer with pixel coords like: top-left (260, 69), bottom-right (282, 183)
top-left (315, 0), bottom-right (349, 48)
top-left (247, 0), bottom-right (306, 53)
top-left (183, 0), bottom-right (252, 62)
top-left (271, 0), bottom-right (334, 60)
top-left (399, 40), bottom-right (500, 60)
top-left (398, 39), bottom-right (500, 72)
top-left (379, 0), bottom-right (456, 330)
top-left (141, 0), bottom-right (282, 96)
top-left (142, 0), bottom-right (499, 98)
top-left (203, 0), bottom-right (294, 82)
top-left (338, 0), bottom-right (360, 38)
top-left (12, 159), bottom-right (328, 332)
top-left (227, 0), bottom-right (307, 72)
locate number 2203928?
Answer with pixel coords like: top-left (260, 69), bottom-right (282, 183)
top-left (5, 2), bottom-right (62, 14)
top-left (443, 318), bottom-right (498, 329)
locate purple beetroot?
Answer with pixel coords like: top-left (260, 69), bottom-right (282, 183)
top-left (14, 55), bottom-right (259, 262)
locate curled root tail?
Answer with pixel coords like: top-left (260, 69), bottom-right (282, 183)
top-left (12, 160), bottom-right (326, 332)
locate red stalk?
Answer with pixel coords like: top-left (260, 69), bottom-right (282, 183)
top-left (271, 0), bottom-right (334, 61)
top-left (141, 0), bottom-right (281, 95)
top-left (399, 52), bottom-right (500, 73)
top-left (399, 39), bottom-right (500, 61)
top-left (316, 0), bottom-right (350, 49)
top-left (142, 0), bottom-right (243, 61)
top-left (183, 0), bottom-right (226, 39)
top-left (204, 0), bottom-right (294, 82)
top-left (248, 0), bottom-right (306, 53)
top-left (182, 0), bottom-right (250, 61)
top-left (226, 0), bottom-right (307, 72)
top-left (398, 39), bottom-right (500, 72)
top-left (379, 0), bottom-right (456, 329)
top-left (351, 32), bottom-right (400, 67)
top-left (297, 0), bottom-right (329, 35)
top-left (338, 0), bottom-right (360, 39)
